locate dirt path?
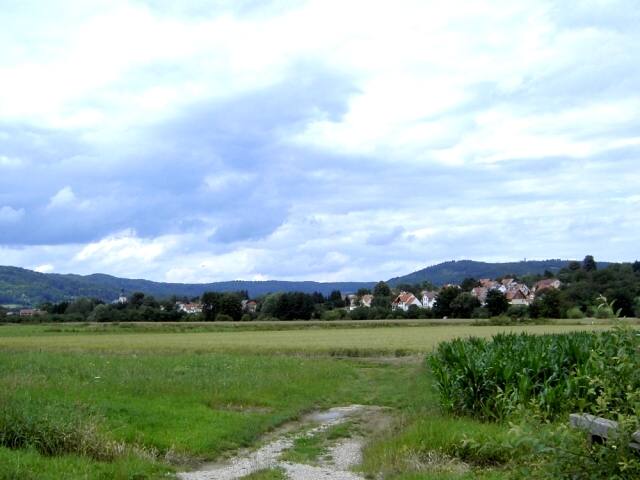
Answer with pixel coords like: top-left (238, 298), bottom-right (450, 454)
top-left (178, 405), bottom-right (388, 480)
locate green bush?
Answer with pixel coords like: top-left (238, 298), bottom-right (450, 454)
top-left (506, 305), bottom-right (529, 320)
top-left (566, 306), bottom-right (585, 319)
top-left (471, 307), bottom-right (489, 319)
top-left (215, 313), bottom-right (234, 322)
top-left (321, 309), bottom-right (346, 321)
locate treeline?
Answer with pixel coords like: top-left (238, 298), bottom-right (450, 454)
top-left (2, 257), bottom-right (639, 322)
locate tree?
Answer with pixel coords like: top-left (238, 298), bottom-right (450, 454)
top-left (395, 283), bottom-right (420, 296)
top-left (311, 292), bottom-right (325, 304)
top-left (583, 255), bottom-right (597, 272)
top-left (356, 288), bottom-right (372, 297)
top-left (568, 261), bottom-right (581, 272)
top-left (460, 277), bottom-right (480, 292)
top-left (530, 289), bottom-right (565, 318)
top-left (259, 292), bottom-right (315, 320)
top-left (450, 293), bottom-right (480, 318)
top-left (633, 261), bottom-right (640, 274)
top-left (433, 286), bottom-right (461, 318)
top-left (88, 304), bottom-right (112, 322)
top-left (327, 290), bottom-right (345, 309)
top-left (142, 295), bottom-right (159, 309)
top-left (65, 298), bottom-right (98, 318)
top-left (371, 295), bottom-right (391, 310)
top-left (129, 292), bottom-right (146, 308)
top-left (485, 290), bottom-right (509, 316)
top-left (201, 291), bottom-right (224, 321)
top-left (606, 289), bottom-right (634, 317)
top-left (373, 281), bottom-right (391, 297)
top-left (219, 293), bottom-right (243, 321)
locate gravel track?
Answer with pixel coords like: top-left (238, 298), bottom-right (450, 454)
top-left (178, 405), bottom-right (375, 480)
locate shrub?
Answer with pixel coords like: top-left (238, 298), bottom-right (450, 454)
top-left (321, 309), bottom-right (346, 321)
top-left (506, 305), bottom-right (529, 320)
top-left (349, 306), bottom-right (370, 320)
top-left (566, 306), bottom-right (585, 319)
top-left (215, 313), bottom-right (234, 322)
top-left (240, 314), bottom-right (252, 322)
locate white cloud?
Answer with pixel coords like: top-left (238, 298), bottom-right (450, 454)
top-left (33, 264), bottom-right (55, 273)
top-left (0, 206), bottom-right (25, 223)
top-left (1, 0), bottom-right (639, 282)
top-left (47, 186), bottom-right (77, 209)
top-left (74, 230), bottom-right (173, 268)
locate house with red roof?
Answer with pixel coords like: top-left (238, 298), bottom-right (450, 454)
top-left (392, 292), bottom-right (422, 311)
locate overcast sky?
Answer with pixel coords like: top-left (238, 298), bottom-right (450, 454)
top-left (1, 0), bottom-right (639, 282)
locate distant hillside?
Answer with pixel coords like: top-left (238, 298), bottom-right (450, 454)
top-left (387, 259), bottom-right (600, 286)
top-left (0, 266), bottom-right (374, 306)
top-left (0, 259), bottom-right (613, 306)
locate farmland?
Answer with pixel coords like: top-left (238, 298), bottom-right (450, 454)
top-left (0, 322), bottom-right (615, 354)
top-left (0, 321), bottom-right (635, 479)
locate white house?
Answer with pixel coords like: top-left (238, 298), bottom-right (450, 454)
top-left (347, 294), bottom-right (359, 311)
top-left (420, 291), bottom-right (437, 308)
top-left (177, 302), bottom-right (203, 314)
top-left (392, 292), bottom-right (422, 311)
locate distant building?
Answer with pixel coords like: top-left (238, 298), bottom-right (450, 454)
top-left (19, 309), bottom-right (43, 317)
top-left (242, 300), bottom-right (258, 313)
top-left (479, 278), bottom-right (499, 289)
top-left (506, 289), bottom-right (531, 306)
top-left (471, 286), bottom-right (489, 305)
top-left (360, 294), bottom-right (374, 308)
top-left (534, 278), bottom-right (561, 293)
top-left (392, 292), bottom-right (422, 311)
top-left (346, 294), bottom-right (359, 311)
top-left (115, 289), bottom-right (128, 304)
top-left (420, 291), bottom-right (437, 309)
top-left (177, 303), bottom-right (203, 314)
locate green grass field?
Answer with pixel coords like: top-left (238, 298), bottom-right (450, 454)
top-left (0, 323), bottom-right (612, 355)
top-left (0, 322), bottom-right (621, 479)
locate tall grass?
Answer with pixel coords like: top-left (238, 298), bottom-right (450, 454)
top-left (429, 326), bottom-right (640, 421)
top-left (0, 397), bottom-right (121, 460)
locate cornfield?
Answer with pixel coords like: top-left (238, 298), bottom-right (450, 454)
top-left (429, 326), bottom-right (640, 421)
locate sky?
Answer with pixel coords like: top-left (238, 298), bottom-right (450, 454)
top-left (1, 0), bottom-right (639, 283)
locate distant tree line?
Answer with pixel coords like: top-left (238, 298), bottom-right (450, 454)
top-left (2, 256), bottom-right (639, 322)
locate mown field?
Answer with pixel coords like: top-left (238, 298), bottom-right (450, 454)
top-left (0, 321), bottom-right (629, 479)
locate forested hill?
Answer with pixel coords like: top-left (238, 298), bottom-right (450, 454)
top-left (0, 266), bottom-right (374, 306)
top-left (0, 259), bottom-right (611, 306)
top-left (386, 259), bottom-right (605, 286)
